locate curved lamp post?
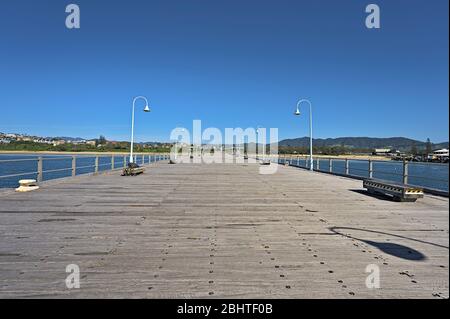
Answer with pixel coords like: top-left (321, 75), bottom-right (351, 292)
top-left (130, 96), bottom-right (150, 163)
top-left (175, 125), bottom-right (185, 161)
top-left (256, 125), bottom-right (265, 160)
top-left (294, 99), bottom-right (313, 171)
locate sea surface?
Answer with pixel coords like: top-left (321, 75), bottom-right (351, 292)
top-left (282, 157), bottom-right (448, 192)
top-left (0, 154), bottom-right (163, 189)
top-left (0, 153), bottom-right (448, 192)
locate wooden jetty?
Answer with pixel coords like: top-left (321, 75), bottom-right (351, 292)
top-left (0, 157), bottom-right (448, 298)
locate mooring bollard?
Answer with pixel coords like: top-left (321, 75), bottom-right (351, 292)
top-left (329, 158), bottom-right (333, 173)
top-left (111, 156), bottom-right (115, 170)
top-left (15, 179), bottom-right (39, 192)
top-left (345, 158), bottom-right (349, 175)
top-left (369, 159), bottom-right (373, 179)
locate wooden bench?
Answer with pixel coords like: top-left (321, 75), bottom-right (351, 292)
top-left (363, 179), bottom-right (424, 202)
top-left (121, 166), bottom-right (145, 176)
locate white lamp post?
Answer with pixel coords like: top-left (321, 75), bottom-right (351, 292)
top-left (294, 99), bottom-right (313, 171)
top-left (130, 96), bottom-right (150, 163)
top-left (175, 125), bottom-right (184, 161)
top-left (256, 126), bottom-right (265, 161)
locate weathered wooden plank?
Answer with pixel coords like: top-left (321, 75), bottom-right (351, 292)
top-left (0, 158), bottom-right (448, 298)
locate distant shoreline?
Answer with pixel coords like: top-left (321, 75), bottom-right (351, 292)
top-left (0, 150), bottom-right (389, 160)
top-left (0, 151), bottom-right (169, 155)
top-left (281, 154), bottom-right (391, 161)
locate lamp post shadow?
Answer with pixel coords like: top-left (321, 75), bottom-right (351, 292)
top-left (328, 226), bottom-right (449, 261)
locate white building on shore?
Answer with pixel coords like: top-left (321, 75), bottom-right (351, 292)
top-left (432, 148), bottom-right (449, 158)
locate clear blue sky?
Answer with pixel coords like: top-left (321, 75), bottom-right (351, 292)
top-left (0, 0), bottom-right (448, 143)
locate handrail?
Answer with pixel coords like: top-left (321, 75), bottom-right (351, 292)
top-left (274, 154), bottom-right (448, 194)
top-left (0, 153), bottom-right (170, 188)
top-left (0, 158), bottom-right (39, 163)
top-left (282, 155), bottom-right (449, 165)
top-left (0, 171), bottom-right (38, 179)
top-left (42, 167), bottom-right (73, 174)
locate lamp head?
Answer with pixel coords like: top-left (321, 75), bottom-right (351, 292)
top-left (143, 105), bottom-right (150, 112)
top-left (294, 107), bottom-right (301, 116)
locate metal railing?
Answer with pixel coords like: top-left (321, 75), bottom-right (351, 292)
top-left (272, 154), bottom-right (449, 196)
top-left (0, 153), bottom-right (170, 188)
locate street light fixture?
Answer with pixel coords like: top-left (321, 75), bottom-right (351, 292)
top-left (256, 125), bottom-right (267, 161)
top-left (256, 126), bottom-right (261, 160)
top-left (175, 125), bottom-right (185, 161)
top-left (294, 99), bottom-right (313, 171)
top-left (130, 96), bottom-right (150, 163)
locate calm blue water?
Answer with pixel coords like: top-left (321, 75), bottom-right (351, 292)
top-left (1, 154), bottom-right (448, 192)
top-left (279, 157), bottom-right (448, 192)
top-left (0, 154), bottom-right (167, 188)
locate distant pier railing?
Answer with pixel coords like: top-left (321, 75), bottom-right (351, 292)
top-left (0, 153), bottom-right (170, 188)
top-left (273, 155), bottom-right (449, 196)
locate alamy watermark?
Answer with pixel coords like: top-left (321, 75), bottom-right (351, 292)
top-left (64, 4), bottom-right (379, 31)
top-left (65, 264), bottom-right (80, 289)
top-left (65, 4), bottom-right (80, 29)
top-left (169, 120), bottom-right (279, 174)
top-left (365, 4), bottom-right (381, 29)
top-left (365, 264), bottom-right (381, 289)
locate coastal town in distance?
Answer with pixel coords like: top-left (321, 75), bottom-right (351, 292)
top-left (1, 131), bottom-right (448, 163)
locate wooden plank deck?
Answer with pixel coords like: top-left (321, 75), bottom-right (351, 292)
top-left (0, 157), bottom-right (448, 298)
